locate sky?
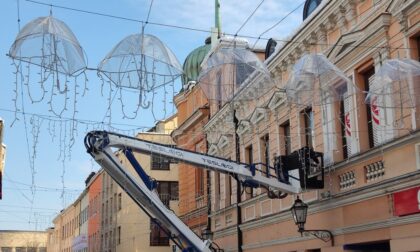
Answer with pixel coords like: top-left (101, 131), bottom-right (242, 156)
top-left (0, 0), bottom-right (305, 230)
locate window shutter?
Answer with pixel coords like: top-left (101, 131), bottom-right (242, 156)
top-left (369, 75), bottom-right (383, 146)
top-left (322, 99), bottom-right (335, 165)
top-left (369, 75), bottom-right (394, 146)
top-left (343, 94), bottom-right (353, 156)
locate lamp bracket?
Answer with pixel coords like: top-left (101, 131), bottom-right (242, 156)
top-left (301, 229), bottom-right (333, 243)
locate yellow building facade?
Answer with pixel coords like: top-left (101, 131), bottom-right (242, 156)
top-left (204, 0), bottom-right (420, 251)
top-left (102, 114), bottom-right (180, 252)
top-left (0, 230), bottom-right (48, 252)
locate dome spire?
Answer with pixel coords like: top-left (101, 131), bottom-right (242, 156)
top-left (215, 0), bottom-right (221, 38)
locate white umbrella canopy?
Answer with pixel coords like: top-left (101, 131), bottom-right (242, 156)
top-left (285, 53), bottom-right (356, 107)
top-left (98, 33), bottom-right (183, 91)
top-left (198, 46), bottom-right (275, 103)
top-left (365, 58), bottom-right (420, 109)
top-left (9, 15), bottom-right (87, 76)
top-left (97, 33), bottom-right (182, 120)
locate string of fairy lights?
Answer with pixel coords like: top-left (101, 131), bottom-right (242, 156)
top-left (1, 0), bottom-right (418, 232)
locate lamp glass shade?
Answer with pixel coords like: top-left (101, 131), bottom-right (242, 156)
top-left (291, 198), bottom-right (308, 229)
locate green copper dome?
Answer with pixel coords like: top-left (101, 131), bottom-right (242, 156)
top-left (182, 38), bottom-right (211, 86)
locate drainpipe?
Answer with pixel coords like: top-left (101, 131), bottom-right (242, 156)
top-left (234, 110), bottom-right (243, 252)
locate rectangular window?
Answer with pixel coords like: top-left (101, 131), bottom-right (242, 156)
top-left (226, 175), bottom-right (232, 206)
top-left (114, 193), bottom-right (117, 211)
top-left (363, 68), bottom-right (375, 148)
top-left (302, 107), bottom-right (314, 148)
top-left (280, 121), bottom-right (291, 155)
top-left (157, 181), bottom-right (179, 206)
top-left (408, 34), bottom-right (420, 61)
top-left (118, 193), bottom-right (122, 210)
top-left (215, 172), bottom-right (221, 210)
top-left (117, 226), bottom-right (121, 245)
top-left (195, 168), bottom-right (204, 197)
top-left (195, 142), bottom-right (205, 197)
top-left (150, 219), bottom-right (170, 246)
top-left (339, 99), bottom-right (348, 159)
top-left (245, 145), bottom-right (254, 199)
top-left (1, 248), bottom-right (12, 252)
top-left (151, 155), bottom-right (170, 170)
top-left (260, 134), bottom-right (270, 177)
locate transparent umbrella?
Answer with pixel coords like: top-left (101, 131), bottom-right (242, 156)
top-left (8, 15), bottom-right (87, 117)
top-left (9, 15), bottom-right (86, 76)
top-left (198, 46), bottom-right (275, 104)
top-left (285, 53), bottom-right (355, 107)
top-left (98, 33), bottom-right (183, 90)
top-left (97, 33), bottom-right (183, 120)
top-left (365, 58), bottom-right (420, 109)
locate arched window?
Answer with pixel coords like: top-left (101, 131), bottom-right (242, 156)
top-left (303, 0), bottom-right (322, 20)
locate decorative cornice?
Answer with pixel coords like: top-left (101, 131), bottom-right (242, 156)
top-left (208, 144), bottom-right (219, 156)
top-left (217, 134), bottom-right (232, 150)
top-left (236, 120), bottom-right (252, 137)
top-left (249, 107), bottom-right (268, 126)
top-left (203, 103), bottom-right (234, 134)
top-left (267, 91), bottom-right (287, 111)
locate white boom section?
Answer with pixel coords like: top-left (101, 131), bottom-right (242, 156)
top-left (104, 132), bottom-right (300, 194)
top-left (86, 131), bottom-right (213, 252)
top-left (85, 131), bottom-right (301, 251)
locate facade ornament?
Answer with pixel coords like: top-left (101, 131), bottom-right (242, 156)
top-left (287, 55), bottom-right (296, 72)
top-left (337, 5), bottom-right (347, 32)
top-left (317, 25), bottom-right (328, 51)
top-left (345, 0), bottom-right (357, 26)
top-left (396, 11), bottom-right (408, 34)
top-left (295, 46), bottom-right (303, 59)
top-left (327, 14), bottom-right (337, 31)
top-left (302, 39), bottom-right (311, 53)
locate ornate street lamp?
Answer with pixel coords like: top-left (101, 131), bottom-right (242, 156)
top-left (290, 197), bottom-right (334, 245)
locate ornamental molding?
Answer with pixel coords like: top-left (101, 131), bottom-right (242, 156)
top-left (267, 0), bottom-right (394, 74)
top-left (203, 104), bottom-right (234, 135)
top-left (208, 144), bottom-right (219, 156)
top-left (217, 134), bottom-right (232, 150)
top-left (249, 107), bottom-right (268, 126)
top-left (328, 12), bottom-right (392, 69)
top-left (267, 91), bottom-right (287, 111)
top-left (236, 120), bottom-right (252, 137)
top-left (327, 29), bottom-right (364, 60)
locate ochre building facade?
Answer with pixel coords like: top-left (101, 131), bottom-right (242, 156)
top-left (203, 0), bottom-right (420, 251)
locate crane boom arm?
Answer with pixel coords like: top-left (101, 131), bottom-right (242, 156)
top-left (84, 131), bottom-right (310, 251)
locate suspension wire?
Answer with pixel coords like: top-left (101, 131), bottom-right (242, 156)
top-left (234, 0), bottom-right (265, 36)
top-left (251, 0), bottom-right (306, 49)
top-left (145, 0), bottom-right (154, 24)
top-left (21, 0), bottom-right (416, 50)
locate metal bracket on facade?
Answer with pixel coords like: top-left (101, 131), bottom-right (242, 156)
top-left (302, 229), bottom-right (334, 245)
